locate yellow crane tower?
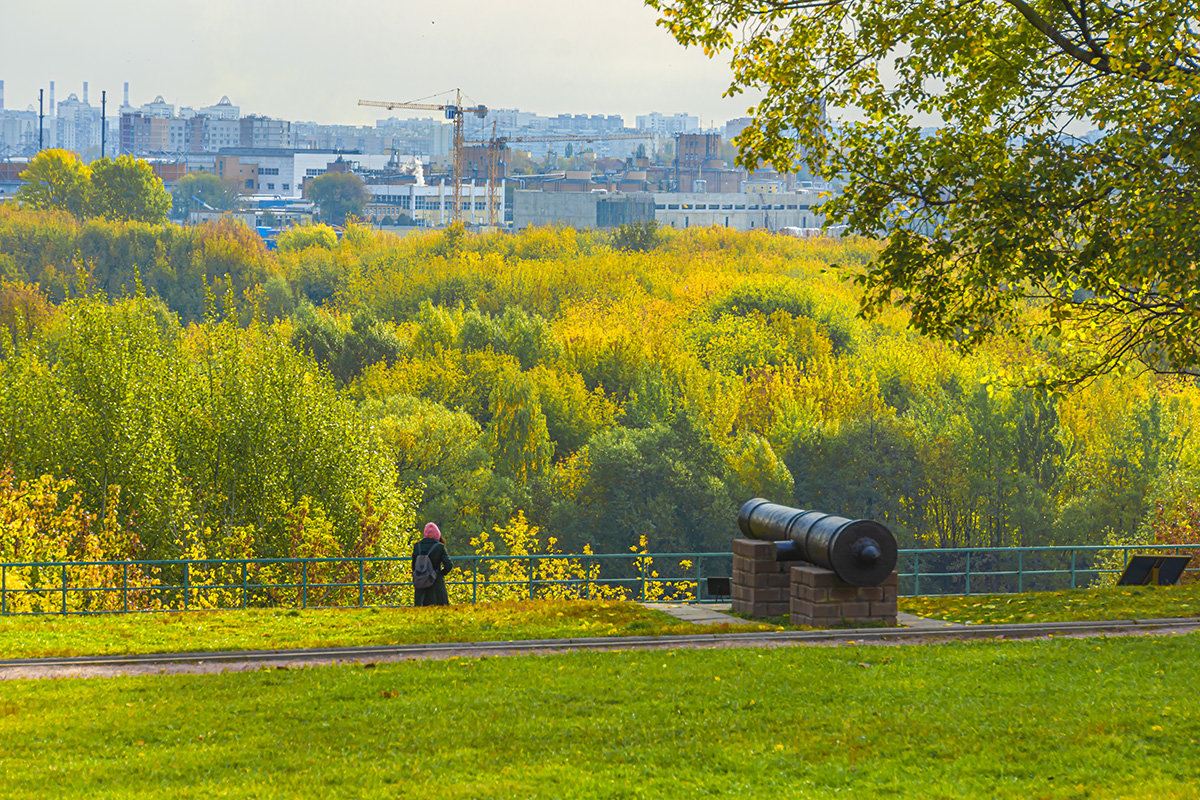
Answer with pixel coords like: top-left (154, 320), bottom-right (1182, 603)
top-left (358, 89), bottom-right (487, 225)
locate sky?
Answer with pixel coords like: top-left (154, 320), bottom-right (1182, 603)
top-left (0, 0), bottom-right (759, 128)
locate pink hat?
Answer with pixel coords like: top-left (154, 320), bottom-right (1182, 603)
top-left (423, 522), bottom-right (442, 541)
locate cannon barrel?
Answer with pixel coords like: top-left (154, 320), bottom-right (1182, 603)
top-left (737, 498), bottom-right (898, 587)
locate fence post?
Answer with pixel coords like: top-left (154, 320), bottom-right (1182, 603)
top-left (123, 562), bottom-right (129, 613)
top-left (1017, 550), bottom-right (1024, 594)
top-left (965, 551), bottom-right (972, 596)
top-left (302, 561), bottom-right (308, 610)
top-left (183, 562), bottom-right (190, 611)
top-left (914, 552), bottom-right (921, 597)
top-left (62, 563), bottom-right (68, 614)
top-left (697, 558), bottom-right (704, 604)
top-left (358, 560), bottom-right (365, 608)
top-left (472, 558), bottom-right (478, 605)
top-left (640, 557), bottom-right (646, 601)
top-left (1070, 549), bottom-right (1077, 589)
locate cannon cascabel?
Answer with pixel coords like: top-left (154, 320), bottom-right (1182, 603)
top-left (736, 498), bottom-right (898, 587)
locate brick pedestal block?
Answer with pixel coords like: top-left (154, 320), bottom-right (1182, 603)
top-left (790, 565), bottom-right (898, 627)
top-left (730, 538), bottom-right (791, 618)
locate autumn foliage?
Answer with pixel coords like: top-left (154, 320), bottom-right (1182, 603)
top-left (0, 209), bottom-right (1197, 605)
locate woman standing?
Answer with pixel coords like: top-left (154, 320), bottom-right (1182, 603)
top-left (412, 522), bottom-right (453, 606)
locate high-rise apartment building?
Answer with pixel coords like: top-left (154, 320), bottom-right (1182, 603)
top-left (635, 112), bottom-right (699, 136)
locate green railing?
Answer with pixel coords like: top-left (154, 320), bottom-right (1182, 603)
top-left (0, 544), bottom-right (1195, 615)
top-left (898, 543), bottom-right (1198, 596)
top-left (0, 552), bottom-right (734, 616)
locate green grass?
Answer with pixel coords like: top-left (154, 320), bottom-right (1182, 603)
top-left (900, 582), bottom-right (1200, 624)
top-left (2, 633), bottom-right (1198, 798)
top-left (0, 599), bottom-right (775, 660)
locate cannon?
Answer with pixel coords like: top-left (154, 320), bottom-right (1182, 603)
top-left (737, 498), bottom-right (898, 587)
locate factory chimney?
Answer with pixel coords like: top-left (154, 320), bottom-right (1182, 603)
top-left (83, 81), bottom-right (89, 105)
top-left (49, 81), bottom-right (55, 117)
top-left (123, 82), bottom-right (130, 107)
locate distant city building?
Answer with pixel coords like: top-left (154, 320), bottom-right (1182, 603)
top-left (653, 190), bottom-right (825, 232)
top-left (198, 96), bottom-right (240, 120)
top-left (120, 113), bottom-right (170, 155)
top-left (363, 180), bottom-right (505, 228)
top-left (139, 95), bottom-right (175, 119)
top-left (513, 188), bottom-right (825, 233)
top-left (1, 81), bottom-right (839, 231)
top-left (635, 112), bottom-right (699, 136)
top-left (239, 115), bottom-right (292, 149)
top-left (724, 117), bottom-right (753, 141)
top-left (513, 190), bottom-right (655, 230)
top-left (54, 91), bottom-right (103, 152)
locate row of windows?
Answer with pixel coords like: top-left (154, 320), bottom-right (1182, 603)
top-left (657, 203), bottom-right (806, 211)
top-left (258, 167), bottom-right (280, 176)
top-left (370, 206), bottom-right (493, 219)
top-left (409, 199), bottom-right (491, 210)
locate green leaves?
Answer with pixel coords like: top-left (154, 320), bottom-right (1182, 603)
top-left (304, 172), bottom-right (371, 226)
top-left (652, 0), bottom-right (1200, 381)
top-left (16, 151), bottom-right (170, 225)
top-left (87, 156), bottom-right (171, 225)
top-left (0, 296), bottom-right (411, 561)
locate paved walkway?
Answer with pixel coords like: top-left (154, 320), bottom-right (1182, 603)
top-left (645, 603), bottom-right (968, 630)
top-left (641, 602), bottom-right (759, 626)
top-left (6, 616), bottom-right (1197, 681)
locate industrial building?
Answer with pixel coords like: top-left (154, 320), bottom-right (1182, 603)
top-left (513, 188), bottom-right (825, 234)
top-left (363, 180), bottom-right (505, 228)
top-left (513, 191), bottom-right (654, 230)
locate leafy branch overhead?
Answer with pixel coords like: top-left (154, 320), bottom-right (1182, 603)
top-left (649, 0), bottom-right (1200, 383)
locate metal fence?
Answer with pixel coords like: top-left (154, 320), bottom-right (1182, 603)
top-left (898, 544), bottom-right (1199, 596)
top-left (0, 544), bottom-right (1195, 616)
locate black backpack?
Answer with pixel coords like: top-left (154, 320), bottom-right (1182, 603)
top-left (413, 543), bottom-right (439, 589)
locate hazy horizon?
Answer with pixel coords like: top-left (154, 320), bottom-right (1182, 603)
top-left (0, 0), bottom-right (758, 128)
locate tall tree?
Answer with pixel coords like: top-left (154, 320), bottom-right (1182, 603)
top-left (486, 369), bottom-right (554, 484)
top-left (88, 156), bottom-right (171, 224)
top-left (14, 149), bottom-right (90, 216)
top-left (650, 0), bottom-right (1200, 382)
top-left (305, 172), bottom-right (370, 226)
top-left (172, 171), bottom-right (239, 217)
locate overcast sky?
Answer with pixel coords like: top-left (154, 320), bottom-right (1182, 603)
top-left (1, 0), bottom-right (758, 128)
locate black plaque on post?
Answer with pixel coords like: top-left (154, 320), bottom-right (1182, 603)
top-left (706, 576), bottom-right (731, 600)
top-left (1115, 555), bottom-right (1192, 586)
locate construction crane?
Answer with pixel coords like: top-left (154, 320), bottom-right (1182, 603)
top-left (464, 131), bottom-right (653, 227)
top-left (358, 89), bottom-right (486, 225)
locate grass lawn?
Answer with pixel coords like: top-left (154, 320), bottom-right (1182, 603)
top-left (1, 633), bottom-right (1198, 798)
top-left (0, 600), bottom-right (775, 660)
top-left (901, 583), bottom-right (1200, 625)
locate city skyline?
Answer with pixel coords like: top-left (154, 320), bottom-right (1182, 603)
top-left (0, 0), bottom-right (758, 129)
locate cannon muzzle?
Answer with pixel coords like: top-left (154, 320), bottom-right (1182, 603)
top-left (737, 498), bottom-right (898, 586)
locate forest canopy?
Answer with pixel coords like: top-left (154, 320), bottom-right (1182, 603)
top-left (1, 211), bottom-right (1195, 573)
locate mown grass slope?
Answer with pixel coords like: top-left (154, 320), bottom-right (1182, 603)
top-left (1, 634), bottom-right (1197, 799)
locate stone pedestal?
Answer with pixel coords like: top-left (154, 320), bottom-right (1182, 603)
top-left (730, 538), bottom-right (791, 618)
top-left (790, 565), bottom-right (898, 627)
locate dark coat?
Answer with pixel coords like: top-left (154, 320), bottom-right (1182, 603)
top-left (412, 538), bottom-right (453, 606)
